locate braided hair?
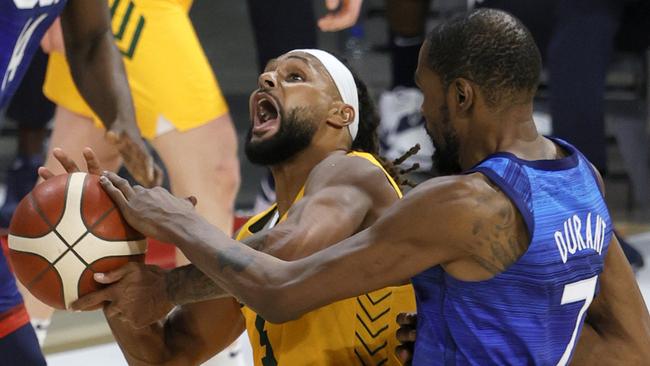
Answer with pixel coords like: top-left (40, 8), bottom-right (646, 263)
top-left (346, 66), bottom-right (421, 187)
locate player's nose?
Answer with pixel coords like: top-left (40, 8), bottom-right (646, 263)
top-left (258, 72), bottom-right (276, 89)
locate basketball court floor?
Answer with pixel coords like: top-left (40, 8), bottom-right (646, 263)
top-left (46, 333), bottom-right (254, 366)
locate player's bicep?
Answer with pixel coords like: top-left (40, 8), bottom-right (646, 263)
top-left (269, 185), bottom-right (373, 259)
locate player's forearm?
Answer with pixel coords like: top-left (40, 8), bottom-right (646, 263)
top-left (171, 214), bottom-right (394, 323)
top-left (172, 216), bottom-right (298, 322)
top-left (165, 265), bottom-right (229, 305)
top-left (64, 29), bottom-right (136, 129)
top-left (164, 231), bottom-right (281, 304)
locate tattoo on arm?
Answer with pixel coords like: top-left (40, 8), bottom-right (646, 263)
top-left (164, 232), bottom-right (271, 305)
top-left (469, 195), bottom-right (528, 275)
top-left (469, 253), bottom-right (503, 275)
top-left (166, 265), bottom-right (227, 305)
top-left (215, 246), bottom-right (254, 273)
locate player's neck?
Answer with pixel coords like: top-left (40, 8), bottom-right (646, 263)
top-left (460, 103), bottom-right (541, 169)
top-left (270, 146), bottom-right (337, 216)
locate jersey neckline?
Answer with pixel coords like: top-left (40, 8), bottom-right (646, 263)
top-left (469, 136), bottom-right (579, 171)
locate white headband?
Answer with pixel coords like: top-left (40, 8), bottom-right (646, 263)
top-left (289, 49), bottom-right (359, 140)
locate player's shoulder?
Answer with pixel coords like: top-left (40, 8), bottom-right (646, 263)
top-left (398, 173), bottom-right (513, 226)
top-left (307, 151), bottom-right (392, 190)
top-left (410, 173), bottom-right (497, 203)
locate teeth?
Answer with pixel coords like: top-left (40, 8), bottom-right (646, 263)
top-left (257, 98), bottom-right (270, 122)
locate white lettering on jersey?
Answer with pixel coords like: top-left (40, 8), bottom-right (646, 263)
top-left (13, 0), bottom-right (60, 9)
top-left (554, 213), bottom-right (606, 263)
top-left (1, 14), bottom-right (48, 92)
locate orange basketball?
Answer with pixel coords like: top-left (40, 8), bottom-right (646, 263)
top-left (7, 172), bottom-right (147, 310)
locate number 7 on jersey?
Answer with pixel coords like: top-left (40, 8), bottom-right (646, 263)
top-left (557, 275), bottom-right (598, 366)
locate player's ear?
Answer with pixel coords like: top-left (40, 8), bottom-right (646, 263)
top-left (326, 101), bottom-right (355, 129)
top-left (451, 78), bottom-right (474, 115)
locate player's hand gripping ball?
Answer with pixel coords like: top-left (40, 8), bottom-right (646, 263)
top-left (8, 173), bottom-right (147, 310)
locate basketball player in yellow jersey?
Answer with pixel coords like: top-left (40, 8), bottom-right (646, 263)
top-left (22, 0), bottom-right (241, 361)
top-left (67, 49), bottom-right (417, 365)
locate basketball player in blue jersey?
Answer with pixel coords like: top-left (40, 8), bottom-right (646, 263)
top-left (1, 0), bottom-right (158, 363)
top-left (98, 8), bottom-right (650, 365)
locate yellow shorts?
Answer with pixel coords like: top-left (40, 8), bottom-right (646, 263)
top-left (43, 0), bottom-right (228, 140)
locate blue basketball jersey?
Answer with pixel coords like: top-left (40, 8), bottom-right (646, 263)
top-left (0, 0), bottom-right (65, 108)
top-left (411, 138), bottom-right (612, 365)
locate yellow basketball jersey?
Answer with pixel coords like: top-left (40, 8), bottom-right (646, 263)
top-left (42, 0), bottom-right (228, 139)
top-left (236, 152), bottom-right (416, 366)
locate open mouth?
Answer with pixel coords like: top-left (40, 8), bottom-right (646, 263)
top-left (252, 92), bottom-right (281, 137)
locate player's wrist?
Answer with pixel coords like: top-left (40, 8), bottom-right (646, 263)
top-left (107, 118), bottom-right (142, 139)
top-left (169, 213), bottom-right (210, 253)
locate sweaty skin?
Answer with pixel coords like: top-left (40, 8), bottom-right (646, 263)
top-left (63, 51), bottom-right (412, 365)
top-left (97, 39), bottom-right (650, 365)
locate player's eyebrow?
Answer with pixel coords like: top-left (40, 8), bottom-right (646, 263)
top-left (286, 55), bottom-right (311, 65)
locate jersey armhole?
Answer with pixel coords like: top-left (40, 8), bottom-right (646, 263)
top-left (583, 159), bottom-right (606, 198)
top-left (468, 167), bottom-right (535, 239)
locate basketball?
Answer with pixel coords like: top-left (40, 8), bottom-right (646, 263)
top-left (7, 172), bottom-right (147, 310)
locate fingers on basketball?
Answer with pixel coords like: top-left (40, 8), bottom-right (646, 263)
top-left (8, 173), bottom-right (146, 311)
top-left (82, 148), bottom-right (103, 175)
top-left (52, 147), bottom-right (81, 173)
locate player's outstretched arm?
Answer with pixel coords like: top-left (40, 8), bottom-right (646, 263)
top-left (99, 172), bottom-right (478, 323)
top-left (60, 0), bottom-right (161, 187)
top-left (571, 235), bottom-right (650, 365)
top-left (73, 153), bottom-right (396, 325)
